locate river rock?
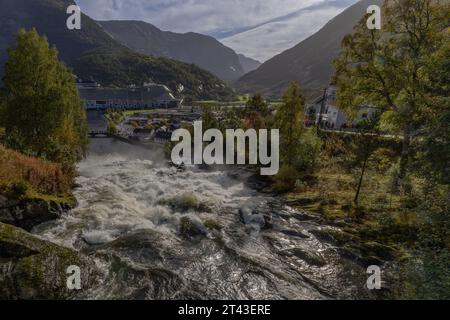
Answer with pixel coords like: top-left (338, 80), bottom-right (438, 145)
top-left (0, 222), bottom-right (100, 299)
top-left (179, 217), bottom-right (208, 239)
top-left (280, 229), bottom-right (310, 239)
top-left (239, 206), bottom-right (267, 229)
top-left (0, 195), bottom-right (9, 207)
top-left (0, 198), bottom-right (73, 231)
top-left (362, 242), bottom-right (397, 261)
top-left (245, 174), bottom-right (272, 192)
top-left (336, 242), bottom-right (395, 267)
top-left (278, 247), bottom-right (327, 267)
top-left (336, 246), bottom-right (384, 267)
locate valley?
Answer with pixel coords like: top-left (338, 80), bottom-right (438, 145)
top-left (0, 0), bottom-right (448, 302)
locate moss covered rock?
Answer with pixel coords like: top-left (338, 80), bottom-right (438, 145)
top-left (0, 223), bottom-right (100, 299)
top-left (179, 217), bottom-right (207, 239)
top-left (0, 196), bottom-right (75, 231)
top-left (160, 192), bottom-right (211, 213)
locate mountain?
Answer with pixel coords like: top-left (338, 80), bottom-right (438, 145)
top-left (236, 0), bottom-right (383, 98)
top-left (220, 0), bottom-right (357, 63)
top-left (98, 20), bottom-right (245, 81)
top-left (0, 0), bottom-right (234, 100)
top-left (237, 54), bottom-right (261, 74)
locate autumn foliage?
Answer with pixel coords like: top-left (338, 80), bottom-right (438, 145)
top-left (0, 144), bottom-right (72, 197)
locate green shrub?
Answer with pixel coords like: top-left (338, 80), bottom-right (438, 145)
top-left (179, 192), bottom-right (199, 210)
top-left (162, 192), bottom-right (200, 211)
top-left (295, 130), bottom-right (323, 171)
top-left (0, 180), bottom-right (31, 199)
top-left (108, 122), bottom-right (117, 134)
top-left (370, 148), bottom-right (397, 172)
top-left (204, 219), bottom-right (222, 231)
top-left (272, 165), bottom-right (299, 192)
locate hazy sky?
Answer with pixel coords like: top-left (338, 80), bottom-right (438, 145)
top-left (75, 0), bottom-right (357, 62)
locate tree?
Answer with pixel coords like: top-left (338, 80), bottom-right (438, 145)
top-left (414, 111), bottom-right (450, 185)
top-left (275, 81), bottom-right (306, 167)
top-left (220, 109), bottom-right (242, 131)
top-left (274, 81), bottom-right (322, 176)
top-left (245, 94), bottom-right (269, 117)
top-left (334, 0), bottom-right (449, 184)
top-left (241, 94), bottom-right (269, 131)
top-left (3, 28), bottom-right (87, 167)
top-left (130, 120), bottom-right (139, 129)
top-left (352, 114), bottom-right (382, 206)
top-left (413, 34), bottom-right (450, 185)
top-left (202, 106), bottom-right (218, 131)
top-left (0, 88), bottom-right (6, 127)
top-left (243, 111), bottom-right (265, 131)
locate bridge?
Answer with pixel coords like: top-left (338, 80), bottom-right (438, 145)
top-left (87, 110), bottom-right (109, 137)
top-left (89, 130), bottom-right (109, 137)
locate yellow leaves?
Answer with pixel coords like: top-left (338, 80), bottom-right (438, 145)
top-left (0, 144), bottom-right (72, 195)
top-left (378, 110), bottom-right (400, 134)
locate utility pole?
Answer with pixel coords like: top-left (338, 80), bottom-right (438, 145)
top-left (316, 87), bottom-right (328, 134)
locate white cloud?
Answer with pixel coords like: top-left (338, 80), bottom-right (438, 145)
top-left (76, 0), bottom-right (325, 32)
top-left (221, 6), bottom-right (348, 61)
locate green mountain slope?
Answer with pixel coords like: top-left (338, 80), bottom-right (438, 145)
top-left (0, 0), bottom-right (234, 100)
top-left (99, 20), bottom-right (245, 81)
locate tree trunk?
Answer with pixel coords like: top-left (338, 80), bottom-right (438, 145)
top-left (354, 150), bottom-right (369, 205)
top-left (398, 124), bottom-right (412, 185)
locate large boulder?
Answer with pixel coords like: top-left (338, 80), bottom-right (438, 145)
top-left (0, 223), bottom-right (100, 299)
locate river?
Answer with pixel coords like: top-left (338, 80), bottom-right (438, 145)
top-left (33, 138), bottom-right (373, 300)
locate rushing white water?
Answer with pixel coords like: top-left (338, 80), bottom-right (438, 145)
top-left (33, 138), bottom-right (371, 300)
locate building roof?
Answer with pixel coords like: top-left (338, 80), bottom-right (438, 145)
top-left (78, 85), bottom-right (176, 102)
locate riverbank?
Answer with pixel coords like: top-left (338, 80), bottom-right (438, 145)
top-left (0, 144), bottom-right (77, 229)
top-left (0, 144), bottom-right (101, 299)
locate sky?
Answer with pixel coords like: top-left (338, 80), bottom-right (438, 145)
top-left (75, 0), bottom-right (358, 62)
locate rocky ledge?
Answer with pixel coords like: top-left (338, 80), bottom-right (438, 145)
top-left (0, 222), bottom-right (100, 299)
top-left (0, 195), bottom-right (74, 231)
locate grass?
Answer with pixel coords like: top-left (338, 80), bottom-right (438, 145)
top-left (204, 219), bottom-right (222, 231)
top-left (122, 109), bottom-right (154, 116)
top-left (29, 193), bottom-right (77, 207)
top-left (293, 170), bottom-right (410, 214)
top-left (158, 192), bottom-right (201, 212)
top-left (0, 144), bottom-right (73, 199)
top-left (284, 151), bottom-right (422, 250)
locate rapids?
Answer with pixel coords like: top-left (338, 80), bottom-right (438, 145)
top-left (33, 138), bottom-right (373, 300)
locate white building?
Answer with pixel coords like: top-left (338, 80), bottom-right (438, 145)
top-left (306, 86), bottom-right (347, 129)
top-left (306, 86), bottom-right (378, 129)
top-left (77, 82), bottom-right (181, 110)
